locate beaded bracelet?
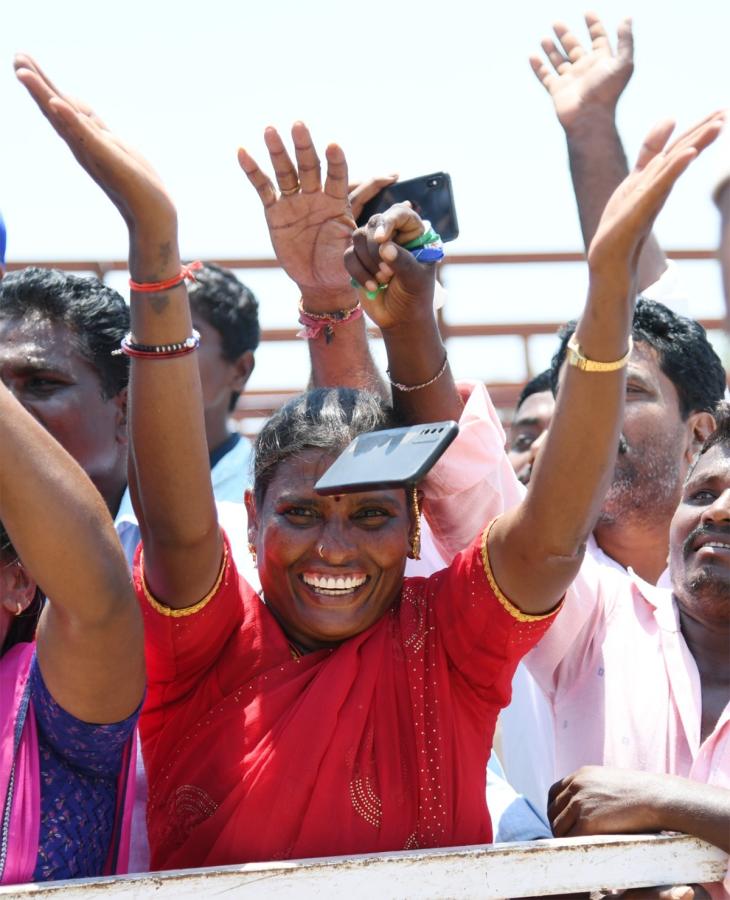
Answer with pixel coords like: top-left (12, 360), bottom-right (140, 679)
top-left (129, 261), bottom-right (203, 293)
top-left (297, 299), bottom-right (363, 343)
top-left (387, 354), bottom-right (449, 392)
top-left (112, 329), bottom-right (201, 359)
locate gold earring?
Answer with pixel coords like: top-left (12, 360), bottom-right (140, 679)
top-left (409, 486), bottom-right (421, 560)
top-left (15, 600), bottom-right (24, 616)
top-left (248, 543), bottom-right (257, 567)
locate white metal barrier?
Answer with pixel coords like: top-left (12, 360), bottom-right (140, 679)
top-left (1, 834), bottom-right (726, 899)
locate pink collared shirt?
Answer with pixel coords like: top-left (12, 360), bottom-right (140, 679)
top-left (422, 383), bottom-right (729, 786)
top-left (527, 554), bottom-right (730, 787)
top-left (421, 383), bottom-right (729, 894)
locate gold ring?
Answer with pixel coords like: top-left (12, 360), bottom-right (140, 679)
top-left (280, 184), bottom-right (300, 196)
top-left (318, 544), bottom-right (325, 559)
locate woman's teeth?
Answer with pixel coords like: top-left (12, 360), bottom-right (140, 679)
top-left (302, 573), bottom-right (368, 595)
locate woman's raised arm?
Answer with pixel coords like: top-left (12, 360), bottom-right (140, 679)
top-left (344, 202), bottom-right (464, 425)
top-left (489, 112), bottom-right (724, 616)
top-left (0, 379), bottom-right (143, 723)
top-left (15, 55), bottom-right (221, 608)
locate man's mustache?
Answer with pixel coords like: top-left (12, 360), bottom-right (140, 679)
top-left (683, 523), bottom-right (730, 556)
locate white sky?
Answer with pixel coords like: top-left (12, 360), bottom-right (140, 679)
top-left (3, 0), bottom-right (729, 387)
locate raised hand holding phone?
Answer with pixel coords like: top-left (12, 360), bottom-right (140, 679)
top-left (356, 172), bottom-right (459, 242)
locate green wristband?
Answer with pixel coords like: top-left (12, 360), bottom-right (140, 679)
top-left (403, 229), bottom-right (441, 250)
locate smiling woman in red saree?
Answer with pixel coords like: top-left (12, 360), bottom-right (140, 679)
top-left (138, 509), bottom-right (556, 869)
top-left (17, 55), bottom-right (720, 872)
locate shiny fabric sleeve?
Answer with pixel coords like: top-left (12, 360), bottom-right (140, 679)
top-left (420, 524), bottom-right (561, 706)
top-left (133, 531), bottom-right (243, 693)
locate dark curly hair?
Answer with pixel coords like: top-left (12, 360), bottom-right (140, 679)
top-left (516, 369), bottom-right (552, 412)
top-left (253, 388), bottom-right (397, 506)
top-left (0, 267), bottom-right (129, 399)
top-left (549, 298), bottom-right (726, 418)
top-left (187, 263), bottom-right (260, 411)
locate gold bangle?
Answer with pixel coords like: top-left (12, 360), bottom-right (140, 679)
top-left (566, 334), bottom-right (633, 372)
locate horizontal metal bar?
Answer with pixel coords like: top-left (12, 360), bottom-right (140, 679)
top-left (3, 249), bottom-right (719, 273)
top-left (0, 834), bottom-right (725, 899)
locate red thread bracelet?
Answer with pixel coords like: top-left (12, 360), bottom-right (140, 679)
top-left (296, 300), bottom-right (363, 343)
top-left (129, 260), bottom-right (203, 293)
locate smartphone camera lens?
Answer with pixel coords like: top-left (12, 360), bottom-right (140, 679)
top-left (427, 177), bottom-right (441, 188)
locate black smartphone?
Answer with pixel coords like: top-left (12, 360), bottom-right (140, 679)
top-left (355, 172), bottom-right (459, 243)
top-left (314, 421), bottom-right (459, 495)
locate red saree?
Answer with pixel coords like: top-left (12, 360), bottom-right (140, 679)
top-left (135, 529), bottom-right (557, 871)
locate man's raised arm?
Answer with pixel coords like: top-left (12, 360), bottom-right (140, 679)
top-left (530, 12), bottom-right (667, 291)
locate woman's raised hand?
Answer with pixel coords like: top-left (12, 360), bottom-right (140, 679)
top-left (14, 55), bottom-right (177, 250)
top-left (238, 123), bottom-right (359, 307)
top-left (588, 111), bottom-right (725, 285)
top-left (344, 203), bottom-right (437, 332)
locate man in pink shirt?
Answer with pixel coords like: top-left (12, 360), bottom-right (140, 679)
top-left (544, 407), bottom-right (730, 894)
top-left (423, 364), bottom-right (730, 894)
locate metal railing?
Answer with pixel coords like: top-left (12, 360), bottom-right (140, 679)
top-left (0, 834), bottom-right (726, 899)
top-left (6, 251), bottom-right (727, 427)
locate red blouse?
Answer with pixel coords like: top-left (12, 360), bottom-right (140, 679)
top-left (135, 528), bottom-right (558, 871)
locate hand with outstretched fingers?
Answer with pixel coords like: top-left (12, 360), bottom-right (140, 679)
top-left (344, 203), bottom-right (437, 333)
top-left (238, 123), bottom-right (362, 308)
top-left (587, 111), bottom-right (725, 283)
top-left (14, 54), bottom-right (177, 252)
top-left (530, 13), bottom-right (634, 132)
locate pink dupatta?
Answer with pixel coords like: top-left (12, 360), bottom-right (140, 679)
top-left (0, 643), bottom-right (40, 885)
top-left (0, 642), bottom-right (137, 885)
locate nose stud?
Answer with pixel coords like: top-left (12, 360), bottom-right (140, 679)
top-left (318, 544), bottom-right (325, 559)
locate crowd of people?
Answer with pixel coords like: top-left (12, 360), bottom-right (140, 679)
top-left (0, 13), bottom-right (728, 899)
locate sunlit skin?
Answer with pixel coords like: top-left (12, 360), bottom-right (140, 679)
top-left (0, 317), bottom-right (127, 514)
top-left (245, 448), bottom-right (416, 651)
top-left (507, 390), bottom-right (555, 485)
top-left (670, 444), bottom-right (730, 623)
top-left (669, 443), bottom-right (730, 742)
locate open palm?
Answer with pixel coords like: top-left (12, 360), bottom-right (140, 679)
top-left (530, 14), bottom-right (634, 130)
top-left (238, 123), bottom-right (355, 300)
top-left (14, 54), bottom-right (176, 240)
top-left (588, 113), bottom-right (724, 278)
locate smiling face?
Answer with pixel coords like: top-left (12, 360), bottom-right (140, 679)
top-left (670, 443), bottom-right (730, 625)
top-left (0, 316), bottom-right (127, 509)
top-left (246, 448), bottom-right (413, 650)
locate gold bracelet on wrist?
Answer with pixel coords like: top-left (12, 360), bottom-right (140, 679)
top-left (566, 334), bottom-right (633, 373)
